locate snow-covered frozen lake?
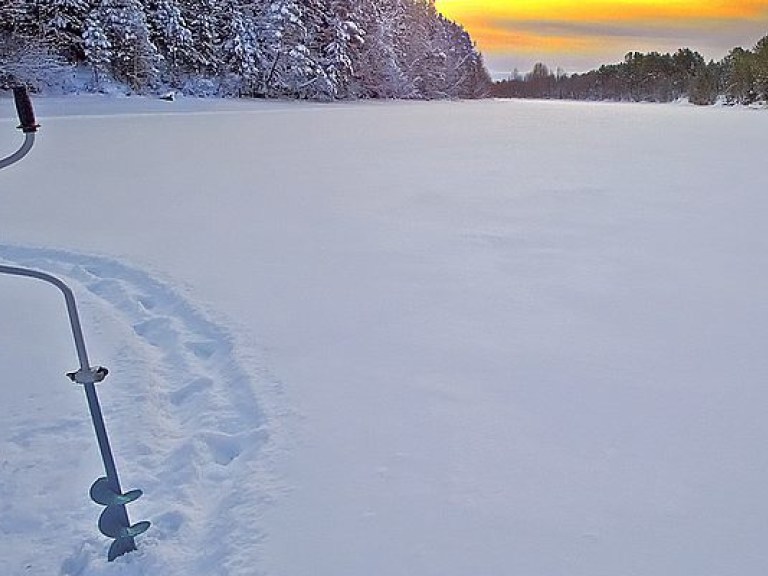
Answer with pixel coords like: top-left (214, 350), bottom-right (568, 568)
top-left (1, 96), bottom-right (767, 576)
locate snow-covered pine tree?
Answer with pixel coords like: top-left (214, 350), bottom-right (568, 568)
top-left (258, 0), bottom-right (320, 97)
top-left (353, 0), bottom-right (412, 97)
top-left (40, 0), bottom-right (91, 61)
top-left (148, 0), bottom-right (195, 83)
top-left (0, 0), bottom-right (42, 37)
top-left (461, 50), bottom-right (492, 98)
top-left (401, 0), bottom-right (450, 98)
top-left (184, 0), bottom-right (219, 74)
top-left (753, 34), bottom-right (768, 101)
top-left (83, 9), bottom-right (112, 87)
top-left (318, 0), bottom-right (364, 98)
top-left (255, 0), bottom-right (288, 95)
top-left (294, 0), bottom-right (335, 98)
top-left (218, 0), bottom-right (260, 95)
top-left (0, 3), bottom-right (15, 33)
top-left (435, 16), bottom-right (489, 98)
top-left (101, 0), bottom-right (161, 90)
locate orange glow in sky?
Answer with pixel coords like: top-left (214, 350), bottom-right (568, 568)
top-left (434, 0), bottom-right (768, 75)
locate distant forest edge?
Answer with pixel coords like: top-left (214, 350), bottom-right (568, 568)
top-left (493, 35), bottom-right (768, 106)
top-left (0, 0), bottom-right (491, 99)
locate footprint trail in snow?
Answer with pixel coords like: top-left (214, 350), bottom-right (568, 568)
top-left (0, 244), bottom-right (276, 575)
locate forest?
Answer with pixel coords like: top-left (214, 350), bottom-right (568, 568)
top-left (0, 0), bottom-right (491, 99)
top-left (493, 36), bottom-right (768, 105)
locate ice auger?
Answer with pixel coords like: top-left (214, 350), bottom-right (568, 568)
top-left (1, 87), bottom-right (150, 561)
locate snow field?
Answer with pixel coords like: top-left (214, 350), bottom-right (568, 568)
top-left (1, 96), bottom-right (768, 575)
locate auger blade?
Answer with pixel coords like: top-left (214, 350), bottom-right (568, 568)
top-left (105, 520), bottom-right (151, 560)
top-left (90, 477), bottom-right (143, 506)
top-left (107, 536), bottom-right (137, 562)
top-left (98, 505), bottom-right (128, 539)
top-left (123, 521), bottom-right (151, 538)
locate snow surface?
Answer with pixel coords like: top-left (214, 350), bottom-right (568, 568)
top-left (1, 95), bottom-right (768, 576)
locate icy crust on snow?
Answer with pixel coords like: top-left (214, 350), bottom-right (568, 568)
top-left (0, 244), bottom-right (276, 575)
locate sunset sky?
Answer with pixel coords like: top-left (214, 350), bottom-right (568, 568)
top-left (434, 0), bottom-right (768, 76)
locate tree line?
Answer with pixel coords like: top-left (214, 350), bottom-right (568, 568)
top-left (0, 0), bottom-right (491, 99)
top-left (493, 34), bottom-right (768, 105)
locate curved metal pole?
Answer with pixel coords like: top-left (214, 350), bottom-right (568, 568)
top-left (0, 263), bottom-right (137, 558)
top-left (0, 265), bottom-right (122, 478)
top-left (0, 264), bottom-right (90, 367)
top-left (2, 87), bottom-right (38, 172)
top-left (0, 133), bottom-right (36, 171)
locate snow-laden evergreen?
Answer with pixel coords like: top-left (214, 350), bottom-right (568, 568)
top-left (0, 0), bottom-right (491, 98)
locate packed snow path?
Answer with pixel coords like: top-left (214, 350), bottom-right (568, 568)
top-left (0, 244), bottom-right (272, 575)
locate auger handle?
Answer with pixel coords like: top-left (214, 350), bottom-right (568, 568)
top-left (13, 87), bottom-right (39, 133)
top-left (0, 88), bottom-right (37, 170)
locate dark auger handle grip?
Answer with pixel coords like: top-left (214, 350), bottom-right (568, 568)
top-left (13, 86), bottom-right (39, 133)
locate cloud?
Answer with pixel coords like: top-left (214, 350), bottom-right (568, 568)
top-left (479, 16), bottom-right (768, 53)
top-left (434, 0), bottom-right (768, 74)
top-left (438, 0), bottom-right (768, 23)
top-left (494, 20), bottom-right (700, 41)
